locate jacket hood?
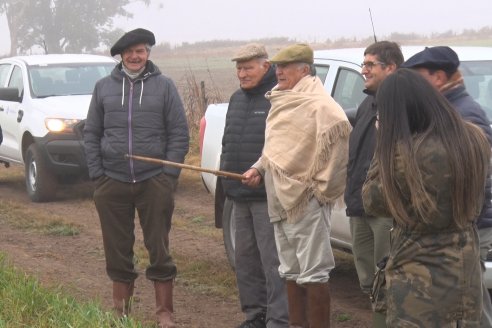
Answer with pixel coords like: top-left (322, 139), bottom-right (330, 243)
top-left (111, 60), bottom-right (162, 108)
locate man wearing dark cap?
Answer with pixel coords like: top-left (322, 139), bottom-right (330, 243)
top-left (221, 43), bottom-right (288, 328)
top-left (402, 46), bottom-right (492, 328)
top-left (84, 28), bottom-right (189, 328)
top-left (243, 43), bottom-right (352, 327)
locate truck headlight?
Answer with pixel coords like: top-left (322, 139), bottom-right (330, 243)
top-left (45, 118), bottom-right (81, 133)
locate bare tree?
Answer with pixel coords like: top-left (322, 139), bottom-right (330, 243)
top-left (0, 0), bottom-right (150, 55)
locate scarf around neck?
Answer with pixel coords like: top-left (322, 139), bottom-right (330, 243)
top-left (263, 75), bottom-right (352, 222)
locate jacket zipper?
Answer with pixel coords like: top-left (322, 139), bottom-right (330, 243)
top-left (128, 79), bottom-right (136, 183)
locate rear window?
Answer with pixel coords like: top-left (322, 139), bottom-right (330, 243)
top-left (461, 60), bottom-right (492, 122)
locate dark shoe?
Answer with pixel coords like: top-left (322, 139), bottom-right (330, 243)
top-left (237, 312), bottom-right (266, 328)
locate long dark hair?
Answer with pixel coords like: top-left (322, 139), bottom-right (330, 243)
top-left (374, 68), bottom-right (490, 227)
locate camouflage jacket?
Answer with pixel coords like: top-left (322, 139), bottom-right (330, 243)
top-left (362, 135), bottom-right (482, 327)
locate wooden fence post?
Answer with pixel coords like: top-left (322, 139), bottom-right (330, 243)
top-left (200, 81), bottom-right (208, 112)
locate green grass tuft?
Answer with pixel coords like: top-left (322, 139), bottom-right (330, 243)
top-left (0, 199), bottom-right (81, 236)
top-left (0, 254), bottom-right (148, 328)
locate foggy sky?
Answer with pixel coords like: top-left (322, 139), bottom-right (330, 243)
top-left (1, 0), bottom-right (492, 55)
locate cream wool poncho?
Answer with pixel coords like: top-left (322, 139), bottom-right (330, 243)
top-left (262, 75), bottom-right (351, 223)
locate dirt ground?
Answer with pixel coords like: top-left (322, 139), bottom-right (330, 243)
top-left (0, 165), bottom-right (372, 327)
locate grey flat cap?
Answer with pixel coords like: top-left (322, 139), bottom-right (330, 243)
top-left (231, 43), bottom-right (268, 62)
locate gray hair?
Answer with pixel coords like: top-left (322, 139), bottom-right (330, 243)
top-left (256, 57), bottom-right (270, 65)
top-left (295, 62), bottom-right (315, 76)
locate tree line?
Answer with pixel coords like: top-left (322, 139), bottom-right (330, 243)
top-left (0, 0), bottom-right (149, 55)
top-left (1, 1), bottom-right (491, 57)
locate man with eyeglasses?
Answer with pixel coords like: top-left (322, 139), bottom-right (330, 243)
top-left (344, 41), bottom-right (403, 327)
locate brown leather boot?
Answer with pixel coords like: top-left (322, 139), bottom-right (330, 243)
top-left (306, 282), bottom-right (330, 328)
top-left (154, 280), bottom-right (176, 328)
top-left (286, 280), bottom-right (309, 328)
top-left (112, 281), bottom-right (134, 317)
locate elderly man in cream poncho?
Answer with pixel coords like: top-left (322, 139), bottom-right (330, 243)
top-left (242, 44), bottom-right (351, 328)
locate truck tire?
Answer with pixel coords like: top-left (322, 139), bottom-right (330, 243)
top-left (25, 144), bottom-right (57, 202)
top-left (222, 198), bottom-right (236, 270)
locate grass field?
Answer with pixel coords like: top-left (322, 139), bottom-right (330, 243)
top-left (0, 255), bottom-right (146, 328)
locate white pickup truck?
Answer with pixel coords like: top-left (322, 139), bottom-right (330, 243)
top-left (0, 54), bottom-right (116, 202)
top-left (199, 46), bottom-right (492, 289)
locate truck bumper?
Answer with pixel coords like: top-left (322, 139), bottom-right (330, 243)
top-left (33, 134), bottom-right (88, 179)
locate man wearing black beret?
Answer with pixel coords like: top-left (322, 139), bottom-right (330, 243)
top-left (84, 28), bottom-right (189, 328)
top-left (403, 46), bottom-right (492, 328)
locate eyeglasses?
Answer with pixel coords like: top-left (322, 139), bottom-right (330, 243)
top-left (360, 61), bottom-right (386, 69)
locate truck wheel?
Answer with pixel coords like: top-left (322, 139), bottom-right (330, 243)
top-left (25, 144), bottom-right (57, 202)
top-left (222, 198), bottom-right (236, 270)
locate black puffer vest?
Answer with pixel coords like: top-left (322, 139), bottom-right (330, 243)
top-left (220, 66), bottom-right (276, 201)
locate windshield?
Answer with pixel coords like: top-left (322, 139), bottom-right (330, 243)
top-left (28, 63), bottom-right (114, 98)
top-left (461, 60), bottom-right (492, 122)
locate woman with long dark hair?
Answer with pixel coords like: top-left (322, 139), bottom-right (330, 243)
top-left (362, 68), bottom-right (491, 327)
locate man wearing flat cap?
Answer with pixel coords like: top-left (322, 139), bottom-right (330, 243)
top-left (243, 43), bottom-right (352, 327)
top-left (84, 28), bottom-right (189, 328)
top-left (221, 43), bottom-right (288, 328)
top-left (403, 45), bottom-right (492, 328)
top-left (402, 46), bottom-right (492, 141)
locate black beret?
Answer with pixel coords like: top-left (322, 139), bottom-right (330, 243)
top-left (401, 46), bottom-right (460, 74)
top-left (110, 28), bottom-right (156, 57)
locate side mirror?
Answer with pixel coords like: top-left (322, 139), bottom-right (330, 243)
top-left (0, 87), bottom-right (21, 102)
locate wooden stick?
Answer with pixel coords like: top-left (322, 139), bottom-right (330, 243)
top-left (125, 154), bottom-right (244, 181)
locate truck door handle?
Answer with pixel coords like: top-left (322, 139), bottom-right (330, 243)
top-left (17, 109), bottom-right (23, 122)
